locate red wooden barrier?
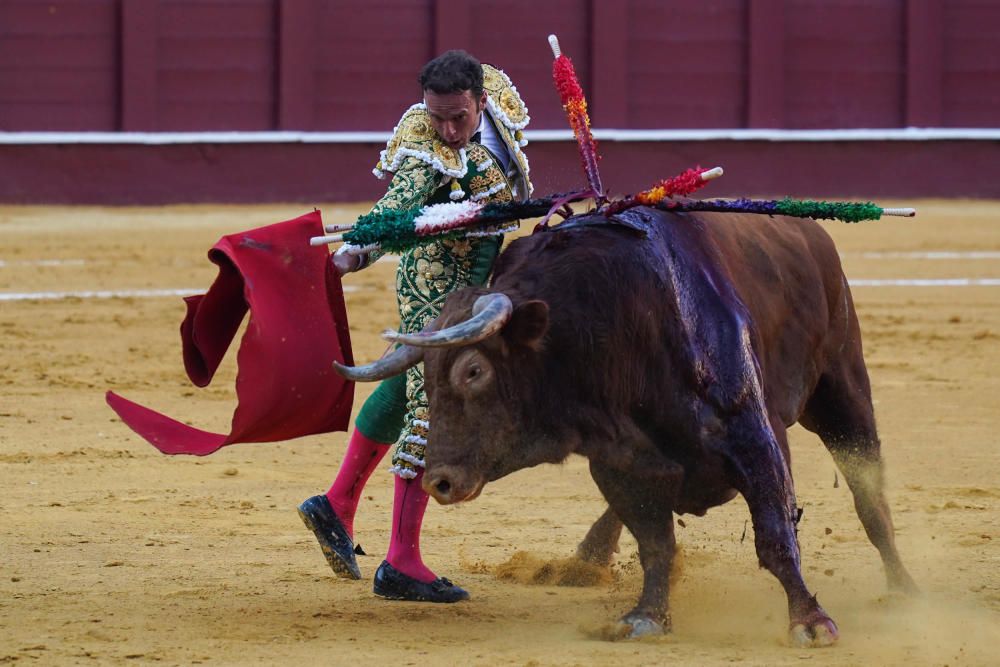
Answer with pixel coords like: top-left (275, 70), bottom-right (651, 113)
top-left (1, 0), bottom-right (998, 202)
top-left (2, 0), bottom-right (996, 132)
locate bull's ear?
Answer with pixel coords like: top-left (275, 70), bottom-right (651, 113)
top-left (503, 300), bottom-right (549, 349)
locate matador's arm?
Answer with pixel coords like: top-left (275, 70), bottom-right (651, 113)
top-left (342, 157), bottom-right (442, 271)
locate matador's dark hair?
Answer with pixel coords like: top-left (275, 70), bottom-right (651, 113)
top-left (419, 50), bottom-right (484, 97)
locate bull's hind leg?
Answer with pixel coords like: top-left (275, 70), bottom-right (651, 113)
top-left (724, 414), bottom-right (839, 647)
top-left (589, 459), bottom-right (680, 638)
top-left (576, 506), bottom-right (623, 566)
top-left (800, 362), bottom-right (918, 593)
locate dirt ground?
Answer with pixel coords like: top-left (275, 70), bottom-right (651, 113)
top-left (1, 201), bottom-right (998, 666)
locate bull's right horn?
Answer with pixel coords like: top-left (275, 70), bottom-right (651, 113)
top-left (333, 344), bottom-right (423, 382)
top-left (383, 293), bottom-right (513, 348)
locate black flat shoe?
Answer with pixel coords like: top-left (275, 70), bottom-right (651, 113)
top-left (373, 560), bottom-right (470, 603)
top-left (297, 495), bottom-right (362, 580)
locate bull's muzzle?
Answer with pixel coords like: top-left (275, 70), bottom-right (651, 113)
top-left (423, 466), bottom-right (485, 505)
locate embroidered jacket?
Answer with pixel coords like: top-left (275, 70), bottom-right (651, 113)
top-left (355, 64), bottom-right (532, 478)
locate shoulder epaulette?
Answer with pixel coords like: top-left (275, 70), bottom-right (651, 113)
top-left (482, 64), bottom-right (530, 133)
top-left (374, 103), bottom-right (466, 180)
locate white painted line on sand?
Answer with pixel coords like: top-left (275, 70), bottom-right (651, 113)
top-left (0, 285), bottom-right (363, 301)
top-left (0, 259), bottom-right (88, 268)
top-left (0, 288), bottom-right (203, 301)
top-left (844, 251), bottom-right (1000, 260)
top-left (849, 279), bottom-right (1000, 287)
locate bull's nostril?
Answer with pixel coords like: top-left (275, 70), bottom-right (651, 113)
top-left (435, 479), bottom-right (451, 496)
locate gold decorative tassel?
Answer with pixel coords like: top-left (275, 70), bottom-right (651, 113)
top-left (449, 179), bottom-right (465, 201)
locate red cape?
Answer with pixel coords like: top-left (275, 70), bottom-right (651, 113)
top-left (106, 210), bottom-right (354, 455)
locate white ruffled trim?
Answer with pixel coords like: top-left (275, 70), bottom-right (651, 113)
top-left (470, 181), bottom-right (507, 202)
top-left (477, 158), bottom-right (493, 171)
top-left (517, 157), bottom-right (532, 196)
top-left (389, 465), bottom-right (419, 479)
top-left (449, 187), bottom-right (466, 201)
top-left (413, 200), bottom-right (483, 234)
top-left (396, 451), bottom-right (427, 468)
top-left (379, 145), bottom-right (468, 180)
top-left (465, 221), bottom-right (520, 238)
top-left (404, 434), bottom-right (428, 448)
top-left (375, 102), bottom-right (468, 180)
top-left (412, 419), bottom-right (430, 429)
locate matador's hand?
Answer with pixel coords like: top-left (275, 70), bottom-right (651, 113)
top-left (332, 248), bottom-right (364, 275)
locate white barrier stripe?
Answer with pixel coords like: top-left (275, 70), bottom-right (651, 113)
top-left (849, 279), bottom-right (1000, 287)
top-left (3, 127), bottom-right (1000, 145)
top-left (0, 285), bottom-right (363, 301)
top-left (845, 251), bottom-right (1000, 260)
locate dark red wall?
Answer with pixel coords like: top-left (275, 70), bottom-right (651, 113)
top-left (0, 0), bottom-right (998, 202)
top-left (0, 0), bottom-right (119, 130)
top-left (3, 0), bottom-right (998, 132)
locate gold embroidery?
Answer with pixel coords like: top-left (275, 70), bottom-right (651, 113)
top-left (393, 235), bottom-right (500, 472)
top-left (371, 158), bottom-right (440, 214)
top-left (482, 64), bottom-right (528, 128)
top-left (466, 144), bottom-right (514, 203)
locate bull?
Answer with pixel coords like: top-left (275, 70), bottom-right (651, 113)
top-left (336, 206), bottom-right (917, 645)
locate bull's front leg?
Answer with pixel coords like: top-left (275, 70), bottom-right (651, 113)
top-left (724, 412), bottom-right (839, 647)
top-left (588, 458), bottom-right (681, 638)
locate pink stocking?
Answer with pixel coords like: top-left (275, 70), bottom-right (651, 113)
top-left (324, 429), bottom-right (391, 540)
top-left (385, 470), bottom-right (437, 583)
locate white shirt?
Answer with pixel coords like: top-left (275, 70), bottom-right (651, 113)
top-left (477, 111), bottom-right (512, 173)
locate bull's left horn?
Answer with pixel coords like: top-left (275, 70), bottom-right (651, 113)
top-left (383, 293), bottom-right (513, 347)
top-left (333, 344), bottom-right (423, 382)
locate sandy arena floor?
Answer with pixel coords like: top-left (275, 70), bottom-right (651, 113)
top-left (1, 201), bottom-right (998, 665)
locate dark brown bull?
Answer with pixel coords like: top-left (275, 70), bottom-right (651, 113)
top-left (336, 206), bottom-right (916, 645)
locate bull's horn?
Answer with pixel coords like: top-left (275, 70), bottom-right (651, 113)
top-left (382, 293), bottom-right (513, 348)
top-left (333, 344), bottom-right (423, 382)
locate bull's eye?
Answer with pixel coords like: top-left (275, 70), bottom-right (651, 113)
top-left (449, 349), bottom-right (494, 396)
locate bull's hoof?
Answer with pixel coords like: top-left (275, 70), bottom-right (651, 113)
top-left (788, 613), bottom-right (839, 648)
top-left (575, 543), bottom-right (617, 567)
top-left (614, 612), bottom-right (668, 640)
top-left (888, 569), bottom-right (920, 596)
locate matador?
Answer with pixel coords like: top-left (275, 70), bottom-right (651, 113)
top-left (298, 50), bottom-right (532, 602)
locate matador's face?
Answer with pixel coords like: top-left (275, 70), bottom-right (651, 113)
top-left (424, 89), bottom-right (487, 151)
